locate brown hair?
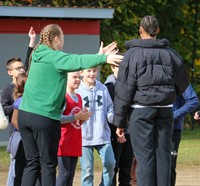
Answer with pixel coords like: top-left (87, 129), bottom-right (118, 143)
top-left (140, 16), bottom-right (159, 37)
top-left (6, 57), bottom-right (22, 70)
top-left (13, 73), bottom-right (27, 99)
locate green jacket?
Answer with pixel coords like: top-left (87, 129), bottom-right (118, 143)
top-left (20, 44), bottom-right (107, 120)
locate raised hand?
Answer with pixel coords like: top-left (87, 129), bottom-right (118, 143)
top-left (98, 41), bottom-right (118, 55)
top-left (28, 26), bottom-right (36, 47)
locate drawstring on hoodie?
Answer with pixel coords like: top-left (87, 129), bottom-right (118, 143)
top-left (90, 87), bottom-right (96, 122)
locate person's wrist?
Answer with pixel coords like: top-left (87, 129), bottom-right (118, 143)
top-left (105, 54), bottom-right (109, 63)
top-left (74, 115), bottom-right (78, 121)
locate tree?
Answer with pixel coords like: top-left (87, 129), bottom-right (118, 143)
top-left (98, 0), bottom-right (199, 84)
top-left (2, 0), bottom-right (199, 86)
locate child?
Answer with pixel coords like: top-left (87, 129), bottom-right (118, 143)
top-left (1, 26), bottom-right (36, 136)
top-left (105, 64), bottom-right (133, 186)
top-left (56, 71), bottom-right (91, 186)
top-left (171, 84), bottom-right (199, 186)
top-left (18, 24), bottom-right (123, 186)
top-left (7, 73), bottom-right (41, 186)
top-left (7, 73), bottom-right (27, 186)
top-left (76, 66), bottom-right (116, 186)
top-left (1, 27), bottom-right (36, 186)
top-left (1, 57), bottom-right (25, 136)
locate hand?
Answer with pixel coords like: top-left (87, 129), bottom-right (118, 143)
top-left (98, 41), bottom-right (118, 55)
top-left (194, 111), bottom-right (200, 120)
top-left (28, 26), bottom-right (36, 47)
top-left (117, 135), bottom-right (127, 143)
top-left (106, 53), bottom-right (123, 66)
top-left (75, 109), bottom-right (92, 122)
top-left (116, 128), bottom-right (125, 138)
top-left (82, 107), bottom-right (89, 113)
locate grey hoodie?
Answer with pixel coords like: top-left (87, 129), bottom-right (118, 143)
top-left (76, 80), bottom-right (113, 146)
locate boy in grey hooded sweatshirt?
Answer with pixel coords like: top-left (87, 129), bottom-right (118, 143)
top-left (76, 66), bottom-right (115, 186)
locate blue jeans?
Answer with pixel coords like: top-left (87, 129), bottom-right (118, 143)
top-left (80, 144), bottom-right (116, 186)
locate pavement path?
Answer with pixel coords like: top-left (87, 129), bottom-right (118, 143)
top-left (73, 164), bottom-right (200, 186)
top-left (1, 164), bottom-right (200, 186)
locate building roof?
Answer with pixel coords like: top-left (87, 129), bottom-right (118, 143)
top-left (0, 6), bottom-right (114, 19)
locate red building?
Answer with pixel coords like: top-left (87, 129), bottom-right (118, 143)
top-left (0, 5), bottom-right (114, 145)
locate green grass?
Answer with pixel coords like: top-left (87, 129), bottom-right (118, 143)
top-left (0, 146), bottom-right (9, 171)
top-left (177, 128), bottom-right (200, 165)
top-left (1, 128), bottom-right (200, 171)
top-left (0, 146), bottom-right (102, 171)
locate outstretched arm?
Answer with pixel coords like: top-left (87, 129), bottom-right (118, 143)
top-left (61, 108), bottom-right (91, 124)
top-left (174, 84), bottom-right (199, 121)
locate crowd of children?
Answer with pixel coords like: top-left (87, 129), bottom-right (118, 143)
top-left (1, 24), bottom-right (124, 186)
top-left (1, 15), bottom-right (200, 186)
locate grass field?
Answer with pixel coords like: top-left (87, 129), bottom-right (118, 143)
top-left (177, 128), bottom-right (200, 165)
top-left (0, 128), bottom-right (200, 172)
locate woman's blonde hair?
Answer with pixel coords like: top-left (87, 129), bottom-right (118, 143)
top-left (36, 24), bottom-right (62, 50)
top-left (28, 24), bottom-right (62, 71)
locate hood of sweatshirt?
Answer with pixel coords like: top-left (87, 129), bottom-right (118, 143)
top-left (104, 74), bottom-right (116, 86)
top-left (32, 44), bottom-right (51, 63)
top-left (79, 79), bottom-right (101, 91)
top-left (125, 38), bottom-right (170, 50)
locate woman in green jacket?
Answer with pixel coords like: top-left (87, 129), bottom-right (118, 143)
top-left (18, 24), bottom-right (123, 186)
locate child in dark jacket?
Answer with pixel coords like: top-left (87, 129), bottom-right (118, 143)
top-left (7, 73), bottom-right (41, 186)
top-left (105, 64), bottom-right (133, 186)
top-left (1, 26), bottom-right (36, 136)
top-left (171, 83), bottom-right (199, 186)
top-left (2, 27), bottom-right (36, 186)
